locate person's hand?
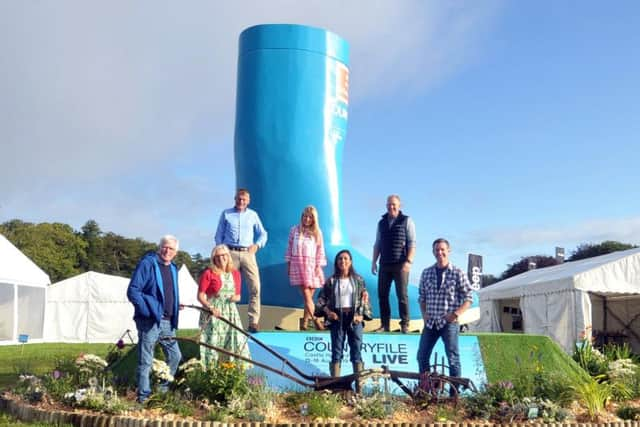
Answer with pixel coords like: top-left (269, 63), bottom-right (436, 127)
top-left (208, 305), bottom-right (221, 317)
top-left (327, 311), bottom-right (339, 321)
top-left (179, 304), bottom-right (185, 310)
top-left (362, 290), bottom-right (369, 303)
top-left (315, 265), bottom-right (322, 276)
top-left (445, 312), bottom-right (459, 323)
top-left (422, 312), bottom-right (429, 323)
top-left (371, 260), bottom-right (378, 275)
top-left (353, 314), bottom-right (363, 324)
top-left (248, 244), bottom-right (258, 254)
top-left (401, 261), bottom-right (411, 273)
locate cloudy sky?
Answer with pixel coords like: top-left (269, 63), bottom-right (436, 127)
top-left (2, 1), bottom-right (639, 277)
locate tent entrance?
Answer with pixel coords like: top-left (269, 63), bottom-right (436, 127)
top-left (590, 292), bottom-right (640, 352)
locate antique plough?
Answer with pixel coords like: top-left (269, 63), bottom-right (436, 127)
top-left (172, 304), bottom-right (476, 401)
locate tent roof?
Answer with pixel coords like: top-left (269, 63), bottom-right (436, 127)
top-left (48, 271), bottom-right (130, 302)
top-left (478, 247), bottom-right (640, 300)
top-left (0, 234), bottom-right (50, 287)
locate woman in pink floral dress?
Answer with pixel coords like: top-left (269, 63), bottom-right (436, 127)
top-left (285, 206), bottom-right (327, 330)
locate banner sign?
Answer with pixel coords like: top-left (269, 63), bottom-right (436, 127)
top-left (247, 332), bottom-right (486, 395)
top-left (467, 254), bottom-right (483, 290)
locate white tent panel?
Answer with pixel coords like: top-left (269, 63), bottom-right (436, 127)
top-left (0, 234), bottom-right (49, 343)
top-left (178, 265), bottom-right (200, 330)
top-left (44, 271), bottom-right (138, 343)
top-left (474, 248), bottom-right (640, 352)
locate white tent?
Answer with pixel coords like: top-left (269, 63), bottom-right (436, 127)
top-left (473, 248), bottom-right (640, 352)
top-left (178, 265), bottom-right (200, 330)
top-left (0, 234), bottom-right (50, 343)
top-left (44, 266), bottom-right (201, 343)
top-left (44, 271), bottom-right (137, 343)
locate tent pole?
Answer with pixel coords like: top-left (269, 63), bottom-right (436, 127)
top-left (603, 297), bottom-right (607, 345)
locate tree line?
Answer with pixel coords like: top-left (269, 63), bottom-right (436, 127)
top-left (0, 219), bottom-right (210, 283)
top-left (1, 219), bottom-right (636, 285)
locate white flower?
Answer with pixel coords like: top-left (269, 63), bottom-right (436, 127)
top-left (152, 359), bottom-right (174, 383)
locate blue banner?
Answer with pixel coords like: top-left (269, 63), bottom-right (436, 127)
top-left (247, 332), bottom-right (486, 394)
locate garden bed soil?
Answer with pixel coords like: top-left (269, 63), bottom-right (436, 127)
top-left (1, 390), bottom-right (636, 426)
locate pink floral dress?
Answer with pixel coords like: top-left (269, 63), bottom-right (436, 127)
top-left (285, 225), bottom-right (327, 288)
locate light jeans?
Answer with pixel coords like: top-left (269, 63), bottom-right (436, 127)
top-left (135, 318), bottom-right (182, 401)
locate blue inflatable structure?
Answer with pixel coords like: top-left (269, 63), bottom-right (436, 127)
top-left (234, 24), bottom-right (422, 321)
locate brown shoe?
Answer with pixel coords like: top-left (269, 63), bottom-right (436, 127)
top-left (299, 318), bottom-right (308, 331)
top-left (248, 323), bottom-right (259, 333)
top-left (313, 317), bottom-right (325, 330)
top-left (373, 326), bottom-right (390, 333)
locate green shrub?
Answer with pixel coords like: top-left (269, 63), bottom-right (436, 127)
top-left (176, 358), bottom-right (249, 404)
top-left (573, 340), bottom-right (608, 376)
top-left (354, 394), bottom-right (398, 419)
top-left (283, 390), bottom-right (343, 419)
top-left (574, 376), bottom-right (613, 420)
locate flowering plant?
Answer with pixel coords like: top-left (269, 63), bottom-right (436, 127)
top-left (151, 359), bottom-right (174, 383)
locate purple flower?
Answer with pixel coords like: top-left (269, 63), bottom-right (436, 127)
top-left (116, 339), bottom-right (125, 349)
top-left (52, 370), bottom-right (62, 380)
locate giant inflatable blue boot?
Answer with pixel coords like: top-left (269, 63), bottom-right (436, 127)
top-left (234, 24), bottom-right (422, 324)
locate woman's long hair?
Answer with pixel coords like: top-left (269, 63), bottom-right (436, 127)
top-left (299, 205), bottom-right (321, 241)
top-left (209, 244), bottom-right (235, 274)
top-left (333, 249), bottom-right (356, 278)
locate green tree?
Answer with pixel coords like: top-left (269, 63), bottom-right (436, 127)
top-left (569, 241), bottom-right (637, 261)
top-left (80, 219), bottom-right (105, 272)
top-left (500, 255), bottom-right (558, 280)
top-left (0, 220), bottom-right (87, 282)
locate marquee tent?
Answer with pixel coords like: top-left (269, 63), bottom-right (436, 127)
top-left (0, 234), bottom-right (50, 343)
top-left (44, 271), bottom-right (136, 343)
top-left (44, 266), bottom-right (201, 343)
top-left (473, 248), bottom-right (640, 352)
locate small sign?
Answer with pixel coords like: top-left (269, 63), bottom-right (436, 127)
top-left (18, 334), bottom-right (29, 343)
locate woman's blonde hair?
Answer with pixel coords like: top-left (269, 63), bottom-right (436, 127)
top-left (299, 205), bottom-right (321, 241)
top-left (209, 244), bottom-right (235, 273)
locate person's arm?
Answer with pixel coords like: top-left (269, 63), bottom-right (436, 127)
top-left (418, 269), bottom-right (429, 323)
top-left (197, 271), bottom-right (220, 317)
top-left (371, 228), bottom-right (381, 275)
top-left (127, 258), bottom-right (151, 318)
top-left (230, 270), bottom-right (242, 303)
top-left (315, 230), bottom-right (327, 277)
top-left (250, 212), bottom-right (268, 253)
top-left (402, 218), bottom-right (416, 272)
top-left (214, 211), bottom-right (226, 245)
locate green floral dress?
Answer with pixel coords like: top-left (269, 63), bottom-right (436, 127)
top-left (199, 271), bottom-right (251, 368)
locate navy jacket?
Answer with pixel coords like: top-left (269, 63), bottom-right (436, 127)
top-left (127, 251), bottom-right (180, 330)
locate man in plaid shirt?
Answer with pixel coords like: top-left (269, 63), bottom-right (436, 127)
top-left (417, 238), bottom-right (473, 379)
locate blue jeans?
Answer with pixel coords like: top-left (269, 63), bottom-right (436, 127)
top-left (136, 318), bottom-right (182, 401)
top-left (417, 322), bottom-right (460, 377)
top-left (329, 312), bottom-right (363, 363)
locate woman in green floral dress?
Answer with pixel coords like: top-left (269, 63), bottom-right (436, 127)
top-left (197, 244), bottom-right (251, 368)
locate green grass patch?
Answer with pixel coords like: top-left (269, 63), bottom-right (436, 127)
top-left (476, 333), bottom-right (590, 385)
top-left (0, 330), bottom-right (201, 390)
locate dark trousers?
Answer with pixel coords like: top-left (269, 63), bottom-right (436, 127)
top-left (377, 263), bottom-right (409, 328)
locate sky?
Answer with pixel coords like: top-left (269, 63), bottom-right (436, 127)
top-left (1, 1), bottom-right (639, 279)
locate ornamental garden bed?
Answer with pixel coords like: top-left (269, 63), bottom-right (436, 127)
top-left (2, 335), bottom-right (640, 426)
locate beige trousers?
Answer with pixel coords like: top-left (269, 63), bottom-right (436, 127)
top-left (229, 250), bottom-right (261, 325)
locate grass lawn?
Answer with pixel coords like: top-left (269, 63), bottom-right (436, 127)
top-left (0, 330), bottom-right (201, 390)
top-left (476, 333), bottom-right (590, 385)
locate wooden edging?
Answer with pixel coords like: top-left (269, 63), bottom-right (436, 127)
top-left (2, 395), bottom-right (640, 427)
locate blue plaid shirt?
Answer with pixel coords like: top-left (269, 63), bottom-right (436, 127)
top-left (418, 263), bottom-right (472, 330)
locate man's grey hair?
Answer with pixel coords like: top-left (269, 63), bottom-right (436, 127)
top-left (159, 234), bottom-right (179, 251)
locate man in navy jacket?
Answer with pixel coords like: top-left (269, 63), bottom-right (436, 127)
top-left (127, 235), bottom-right (182, 403)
